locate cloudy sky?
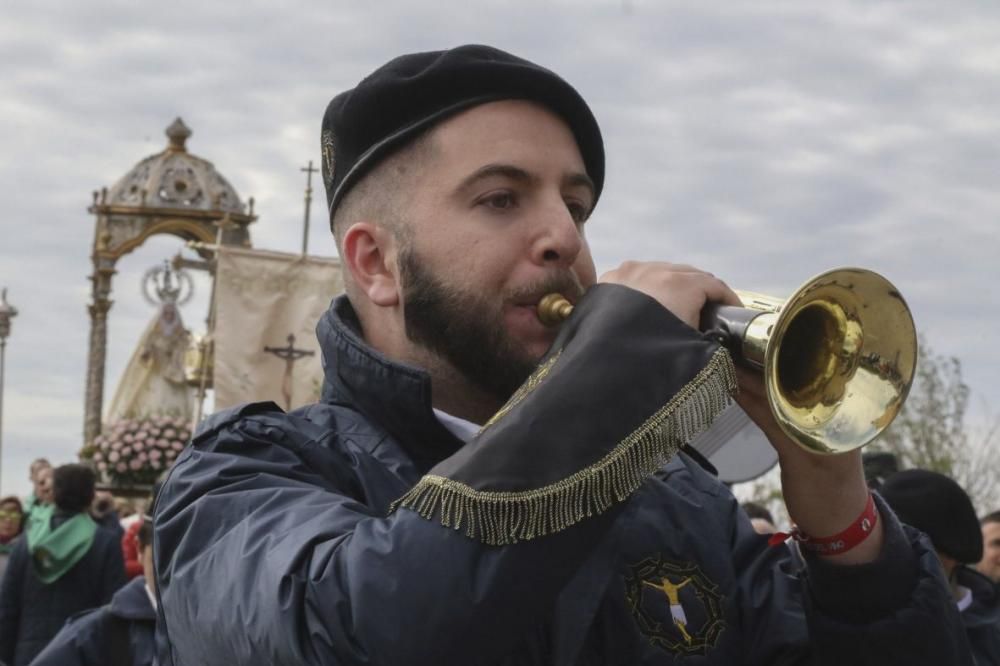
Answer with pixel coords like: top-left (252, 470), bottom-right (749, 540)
top-left (1, 1), bottom-right (997, 496)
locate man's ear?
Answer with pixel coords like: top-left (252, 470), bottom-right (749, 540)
top-left (341, 222), bottom-right (400, 307)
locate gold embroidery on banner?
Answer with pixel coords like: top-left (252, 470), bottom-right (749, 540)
top-left (389, 348), bottom-right (738, 545)
top-left (479, 350), bottom-right (563, 434)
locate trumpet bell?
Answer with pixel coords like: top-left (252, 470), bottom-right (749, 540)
top-left (761, 268), bottom-right (917, 454)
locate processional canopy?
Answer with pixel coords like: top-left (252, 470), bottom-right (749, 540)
top-left (84, 118), bottom-right (257, 447)
top-left (105, 118), bottom-right (247, 215)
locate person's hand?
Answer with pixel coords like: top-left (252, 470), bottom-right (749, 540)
top-left (734, 366), bottom-right (881, 564)
top-left (598, 261), bottom-right (741, 329)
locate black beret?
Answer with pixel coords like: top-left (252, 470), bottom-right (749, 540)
top-left (880, 469), bottom-right (983, 564)
top-left (320, 44), bottom-right (605, 222)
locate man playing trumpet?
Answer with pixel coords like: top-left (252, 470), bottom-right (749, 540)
top-left (154, 45), bottom-right (970, 664)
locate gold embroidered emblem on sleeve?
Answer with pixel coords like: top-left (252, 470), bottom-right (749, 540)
top-left (624, 556), bottom-right (726, 656)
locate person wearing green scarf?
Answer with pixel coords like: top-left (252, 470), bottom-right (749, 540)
top-left (0, 464), bottom-right (126, 666)
top-left (25, 502), bottom-right (97, 584)
top-left (30, 517), bottom-right (158, 666)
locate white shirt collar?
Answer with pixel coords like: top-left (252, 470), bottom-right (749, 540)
top-left (433, 408), bottom-right (480, 444)
top-left (956, 584), bottom-right (973, 612)
top-left (145, 582), bottom-right (158, 612)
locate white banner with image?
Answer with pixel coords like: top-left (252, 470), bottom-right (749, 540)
top-left (213, 246), bottom-right (343, 411)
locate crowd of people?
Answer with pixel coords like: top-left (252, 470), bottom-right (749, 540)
top-left (1, 44), bottom-right (999, 665)
top-left (0, 459), bottom-right (155, 665)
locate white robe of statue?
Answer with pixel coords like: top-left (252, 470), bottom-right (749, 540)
top-left (106, 302), bottom-right (193, 423)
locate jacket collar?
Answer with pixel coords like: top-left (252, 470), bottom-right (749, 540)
top-left (110, 577), bottom-right (157, 622)
top-left (317, 296), bottom-right (463, 472)
top-left (956, 566), bottom-right (1000, 628)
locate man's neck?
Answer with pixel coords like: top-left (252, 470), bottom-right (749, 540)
top-left (357, 304), bottom-right (505, 423)
top-left (399, 351), bottom-right (504, 424)
top-left (421, 354), bottom-right (504, 425)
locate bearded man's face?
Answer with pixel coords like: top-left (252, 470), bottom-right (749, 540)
top-left (399, 245), bottom-right (581, 404)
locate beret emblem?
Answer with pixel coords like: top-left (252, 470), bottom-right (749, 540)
top-left (321, 130), bottom-right (336, 189)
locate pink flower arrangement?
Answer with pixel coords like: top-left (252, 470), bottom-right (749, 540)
top-left (85, 416), bottom-right (192, 486)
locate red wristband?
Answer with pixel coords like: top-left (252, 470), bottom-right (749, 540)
top-left (768, 493), bottom-right (878, 555)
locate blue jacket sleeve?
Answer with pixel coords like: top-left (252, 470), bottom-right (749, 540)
top-left (801, 498), bottom-right (974, 665)
top-left (727, 491), bottom-right (974, 665)
top-left (26, 609), bottom-right (108, 666)
top-left (154, 416), bottom-right (619, 666)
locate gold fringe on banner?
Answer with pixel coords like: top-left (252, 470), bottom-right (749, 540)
top-left (390, 348), bottom-right (739, 545)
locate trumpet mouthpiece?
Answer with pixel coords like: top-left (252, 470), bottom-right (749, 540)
top-left (537, 293), bottom-right (575, 327)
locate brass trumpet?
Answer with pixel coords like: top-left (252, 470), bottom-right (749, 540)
top-left (537, 268), bottom-right (917, 455)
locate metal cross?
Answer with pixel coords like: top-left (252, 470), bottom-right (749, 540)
top-left (263, 333), bottom-right (315, 410)
top-left (300, 160), bottom-right (318, 256)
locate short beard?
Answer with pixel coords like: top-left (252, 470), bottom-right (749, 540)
top-left (399, 247), bottom-right (582, 405)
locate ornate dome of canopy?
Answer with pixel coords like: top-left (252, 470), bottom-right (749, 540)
top-left (106, 118), bottom-right (246, 214)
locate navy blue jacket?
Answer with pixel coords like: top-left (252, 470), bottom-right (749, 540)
top-left (0, 523), bottom-right (126, 666)
top-left (28, 577), bottom-right (156, 666)
top-left (155, 292), bottom-right (972, 665)
top-left (956, 567), bottom-right (1000, 666)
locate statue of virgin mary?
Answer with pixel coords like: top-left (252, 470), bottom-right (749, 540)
top-left (105, 264), bottom-right (195, 424)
